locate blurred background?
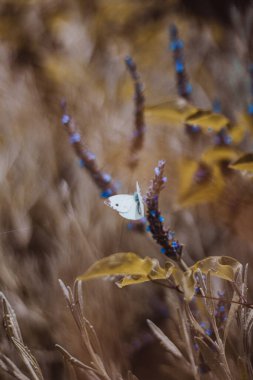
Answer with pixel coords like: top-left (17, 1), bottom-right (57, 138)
top-left (1, 0), bottom-right (253, 379)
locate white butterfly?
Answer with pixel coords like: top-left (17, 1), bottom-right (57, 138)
top-left (104, 182), bottom-right (144, 220)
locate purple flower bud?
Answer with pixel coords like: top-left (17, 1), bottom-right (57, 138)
top-left (154, 167), bottom-right (160, 176)
top-left (61, 114), bottom-right (70, 125)
top-left (102, 173), bottom-right (111, 183)
top-left (86, 151), bottom-right (96, 161)
top-left (69, 133), bottom-right (81, 144)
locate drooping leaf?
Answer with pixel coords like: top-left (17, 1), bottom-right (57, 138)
top-left (201, 147), bottom-right (239, 166)
top-left (77, 252), bottom-right (174, 287)
top-left (229, 153), bottom-right (253, 173)
top-left (227, 123), bottom-right (246, 144)
top-left (185, 110), bottom-right (229, 133)
top-left (190, 256), bottom-right (241, 282)
top-left (173, 268), bottom-right (196, 301)
top-left (178, 159), bottom-right (225, 207)
top-left (236, 112), bottom-right (253, 134)
top-left (145, 98), bottom-right (198, 125)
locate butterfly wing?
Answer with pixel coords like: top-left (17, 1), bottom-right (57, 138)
top-left (135, 182), bottom-right (145, 218)
top-left (105, 194), bottom-right (134, 214)
top-left (104, 183), bottom-right (145, 220)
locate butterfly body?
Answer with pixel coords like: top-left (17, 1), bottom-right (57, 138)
top-left (105, 182), bottom-right (144, 220)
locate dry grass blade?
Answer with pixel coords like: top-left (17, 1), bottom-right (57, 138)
top-left (206, 272), bottom-right (220, 342)
top-left (177, 308), bottom-right (200, 380)
top-left (223, 289), bottom-right (240, 345)
top-left (1, 293), bottom-right (23, 342)
top-left (0, 353), bottom-right (30, 380)
top-left (206, 272), bottom-right (232, 379)
top-left (73, 281), bottom-right (103, 359)
top-left (74, 279), bottom-right (84, 313)
top-left (195, 269), bottom-right (207, 295)
top-left (55, 344), bottom-right (96, 373)
top-left (195, 338), bottom-right (231, 380)
top-left (243, 308), bottom-right (253, 360)
top-left (58, 280), bottom-right (112, 380)
top-left (58, 279), bottom-right (71, 305)
top-left (12, 338), bottom-right (44, 380)
top-left (147, 319), bottom-right (183, 359)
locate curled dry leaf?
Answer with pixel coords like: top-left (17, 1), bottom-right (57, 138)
top-left (145, 98), bottom-right (197, 125)
top-left (185, 110), bottom-right (229, 133)
top-left (77, 252), bottom-right (174, 287)
top-left (190, 256), bottom-right (242, 282)
top-left (77, 253), bottom-right (242, 303)
top-left (201, 147), bottom-right (240, 166)
top-left (229, 153), bottom-right (253, 173)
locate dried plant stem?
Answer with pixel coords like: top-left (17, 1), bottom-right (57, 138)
top-left (61, 101), bottom-right (117, 198)
top-left (169, 24), bottom-right (191, 100)
top-left (145, 160), bottom-right (183, 261)
top-left (125, 56), bottom-right (145, 168)
top-left (58, 280), bottom-right (113, 380)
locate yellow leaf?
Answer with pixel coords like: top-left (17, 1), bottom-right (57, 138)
top-left (185, 111), bottom-right (229, 133)
top-left (77, 252), bottom-right (174, 287)
top-left (201, 147), bottom-right (240, 166)
top-left (145, 98), bottom-right (198, 125)
top-left (190, 256), bottom-right (241, 282)
top-left (178, 159), bottom-right (225, 207)
top-left (237, 112), bottom-right (253, 134)
top-left (229, 153), bottom-right (253, 173)
top-left (173, 268), bottom-right (196, 301)
top-left (227, 123), bottom-right (246, 144)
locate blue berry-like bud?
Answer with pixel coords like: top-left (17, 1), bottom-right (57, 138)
top-left (125, 55), bottom-right (133, 66)
top-left (146, 225), bottom-right (151, 232)
top-left (213, 99), bottom-right (221, 113)
top-left (224, 135), bottom-right (232, 145)
top-left (219, 305), bottom-right (225, 313)
top-left (162, 176), bottom-right (167, 183)
top-left (100, 189), bottom-right (113, 198)
top-left (248, 103), bottom-right (253, 115)
top-left (205, 328), bottom-right (212, 336)
top-left (175, 60), bottom-right (184, 73)
top-left (160, 247), bottom-right (167, 254)
top-left (150, 210), bottom-right (156, 217)
top-left (171, 241), bottom-right (179, 249)
top-left (61, 114), bottom-right (70, 125)
top-left (190, 125), bottom-right (201, 133)
top-left (159, 216), bottom-right (164, 222)
top-left (69, 133), bottom-right (81, 144)
top-left (200, 322), bottom-right (206, 328)
top-left (193, 343), bottom-right (199, 351)
top-left (185, 83), bottom-right (192, 95)
top-left (169, 40), bottom-right (184, 51)
top-left (79, 159), bottom-right (86, 168)
top-left (127, 223), bottom-right (133, 230)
